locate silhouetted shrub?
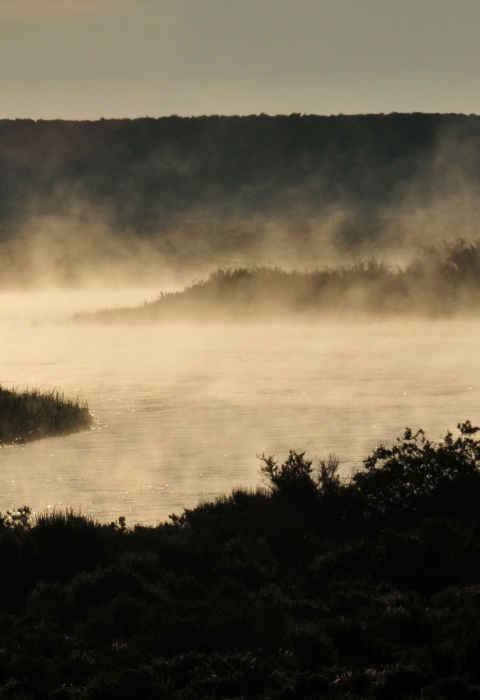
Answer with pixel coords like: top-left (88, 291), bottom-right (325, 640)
top-left (2, 423), bottom-right (480, 697)
top-left (354, 421), bottom-right (480, 528)
top-left (33, 509), bottom-right (115, 581)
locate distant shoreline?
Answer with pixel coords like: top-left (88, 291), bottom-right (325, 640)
top-left (71, 239), bottom-right (480, 323)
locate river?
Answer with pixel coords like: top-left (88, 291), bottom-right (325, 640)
top-left (1, 290), bottom-right (479, 524)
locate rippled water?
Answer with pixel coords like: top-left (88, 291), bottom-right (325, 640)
top-left (1, 290), bottom-right (480, 524)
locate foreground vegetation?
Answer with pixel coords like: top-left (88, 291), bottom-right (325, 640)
top-left (0, 386), bottom-right (92, 445)
top-left (2, 423), bottom-right (480, 697)
top-left (74, 239), bottom-right (480, 323)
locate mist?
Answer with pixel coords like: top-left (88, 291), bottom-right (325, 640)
top-left (2, 113), bottom-right (480, 289)
top-left (69, 241), bottom-right (480, 324)
top-left (3, 290), bottom-right (480, 523)
top-left (3, 112), bottom-right (480, 523)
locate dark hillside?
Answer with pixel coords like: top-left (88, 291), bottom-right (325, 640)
top-left (2, 113), bottom-right (480, 283)
top-left (0, 113), bottom-right (467, 229)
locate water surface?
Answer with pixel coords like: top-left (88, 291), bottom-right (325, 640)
top-left (1, 291), bottom-right (479, 524)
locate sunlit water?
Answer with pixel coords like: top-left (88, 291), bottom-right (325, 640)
top-left (1, 290), bottom-right (480, 524)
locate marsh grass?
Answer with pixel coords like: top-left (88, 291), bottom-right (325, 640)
top-left (73, 239), bottom-right (480, 323)
top-left (0, 385), bottom-right (92, 445)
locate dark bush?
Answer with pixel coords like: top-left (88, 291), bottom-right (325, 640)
top-left (353, 421), bottom-right (480, 528)
top-left (1, 423), bottom-right (480, 697)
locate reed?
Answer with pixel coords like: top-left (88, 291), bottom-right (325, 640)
top-left (0, 385), bottom-right (92, 445)
top-left (72, 238), bottom-right (480, 323)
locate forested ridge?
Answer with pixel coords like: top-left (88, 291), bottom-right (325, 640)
top-left (0, 112), bottom-right (476, 234)
top-left (2, 112), bottom-right (480, 284)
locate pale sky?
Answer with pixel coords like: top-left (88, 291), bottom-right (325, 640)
top-left (1, 0), bottom-right (479, 119)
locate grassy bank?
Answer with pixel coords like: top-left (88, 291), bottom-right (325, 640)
top-left (2, 423), bottom-right (480, 698)
top-left (0, 386), bottom-right (92, 445)
top-left (73, 239), bottom-right (480, 323)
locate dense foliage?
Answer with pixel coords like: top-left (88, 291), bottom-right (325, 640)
top-left (2, 423), bottom-right (480, 697)
top-left (74, 239), bottom-right (480, 321)
top-left (0, 113), bottom-right (461, 234)
top-left (0, 386), bottom-right (92, 445)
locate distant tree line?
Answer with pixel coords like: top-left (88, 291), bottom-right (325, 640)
top-left (0, 112), bottom-right (479, 240)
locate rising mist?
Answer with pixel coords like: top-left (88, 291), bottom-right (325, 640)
top-left (2, 113), bottom-right (480, 288)
top-left (69, 240), bottom-right (480, 322)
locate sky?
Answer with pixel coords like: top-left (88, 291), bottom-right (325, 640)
top-left (1, 0), bottom-right (480, 119)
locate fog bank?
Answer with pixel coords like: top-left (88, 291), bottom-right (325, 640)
top-left (70, 240), bottom-right (480, 323)
top-left (2, 113), bottom-right (480, 287)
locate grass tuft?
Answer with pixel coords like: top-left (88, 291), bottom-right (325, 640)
top-left (0, 385), bottom-right (92, 445)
